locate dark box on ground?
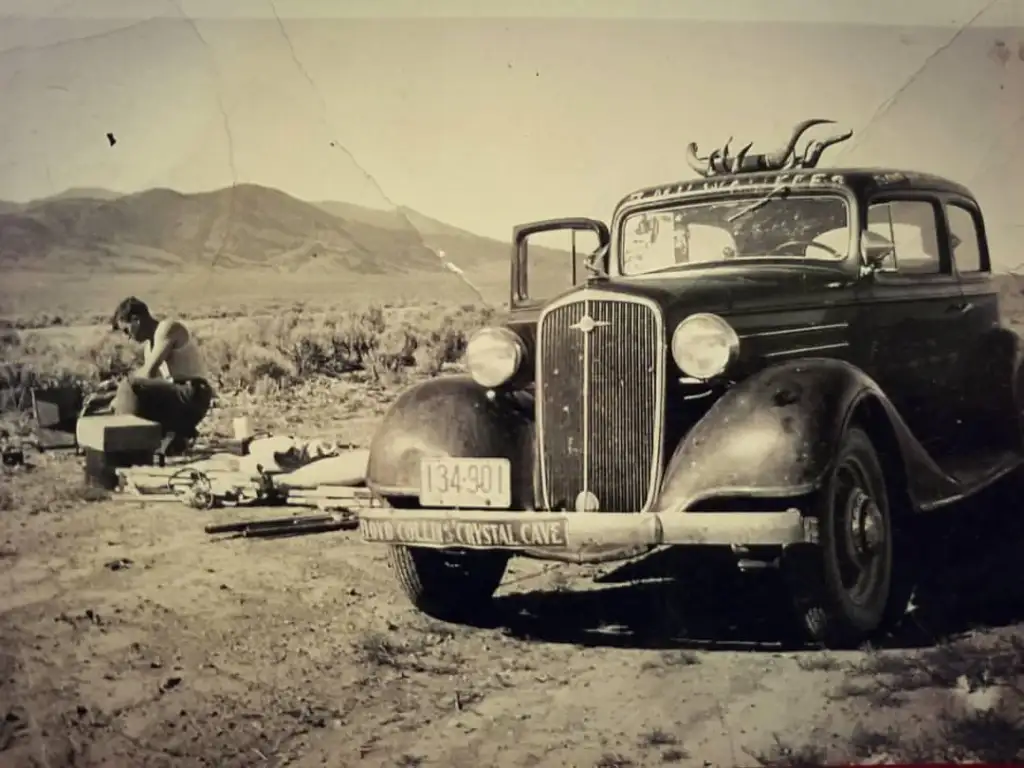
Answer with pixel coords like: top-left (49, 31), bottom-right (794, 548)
top-left (31, 385), bottom-right (83, 451)
top-left (83, 448), bottom-right (157, 491)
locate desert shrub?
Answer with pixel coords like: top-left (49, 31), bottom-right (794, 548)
top-left (364, 325), bottom-right (419, 381)
top-left (0, 321), bottom-right (19, 348)
top-left (80, 333), bottom-right (142, 380)
top-left (0, 301), bottom-right (497, 410)
top-left (0, 328), bottom-right (141, 409)
top-left (0, 309), bottom-right (107, 330)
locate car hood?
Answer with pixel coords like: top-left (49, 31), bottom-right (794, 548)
top-left (571, 263), bottom-right (853, 319)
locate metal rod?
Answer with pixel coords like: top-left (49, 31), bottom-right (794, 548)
top-left (239, 520), bottom-right (357, 538)
top-left (204, 514), bottom-right (335, 535)
top-left (571, 229), bottom-right (578, 285)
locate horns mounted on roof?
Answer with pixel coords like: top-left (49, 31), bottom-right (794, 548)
top-left (685, 119), bottom-right (854, 179)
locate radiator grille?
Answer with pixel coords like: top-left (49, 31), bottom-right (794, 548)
top-left (536, 294), bottom-right (664, 513)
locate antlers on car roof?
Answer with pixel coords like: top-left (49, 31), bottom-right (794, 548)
top-left (685, 118), bottom-right (854, 178)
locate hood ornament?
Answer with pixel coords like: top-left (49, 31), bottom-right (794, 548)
top-left (584, 242), bottom-right (610, 281)
top-left (570, 314), bottom-right (610, 334)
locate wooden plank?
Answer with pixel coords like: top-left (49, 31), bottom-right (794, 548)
top-left (286, 490), bottom-right (372, 501)
top-left (285, 498), bottom-right (363, 512)
top-left (110, 493), bottom-right (181, 503)
top-left (288, 486), bottom-right (372, 496)
top-left (117, 468), bottom-right (249, 480)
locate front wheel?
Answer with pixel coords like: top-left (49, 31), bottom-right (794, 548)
top-left (784, 426), bottom-right (907, 648)
top-left (387, 545), bottom-right (510, 622)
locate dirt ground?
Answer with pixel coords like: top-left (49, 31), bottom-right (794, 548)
top-left (3, 385), bottom-right (1024, 767)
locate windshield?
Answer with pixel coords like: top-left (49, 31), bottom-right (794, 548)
top-left (619, 191), bottom-right (851, 276)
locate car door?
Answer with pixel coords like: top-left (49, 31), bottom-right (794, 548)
top-left (944, 197), bottom-right (1007, 453)
top-left (854, 194), bottom-right (969, 457)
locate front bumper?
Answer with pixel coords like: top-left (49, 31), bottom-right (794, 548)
top-left (359, 507), bottom-right (811, 552)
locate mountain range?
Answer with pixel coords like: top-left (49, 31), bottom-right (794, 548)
top-left (0, 184), bottom-right (577, 285)
top-left (3, 184), bottom-right (1022, 316)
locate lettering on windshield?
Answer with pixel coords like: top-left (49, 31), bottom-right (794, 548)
top-left (624, 172), bottom-right (847, 204)
top-left (871, 171), bottom-right (939, 187)
top-left (874, 172), bottom-right (908, 185)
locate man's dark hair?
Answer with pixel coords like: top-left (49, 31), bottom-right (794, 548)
top-left (110, 296), bottom-right (149, 331)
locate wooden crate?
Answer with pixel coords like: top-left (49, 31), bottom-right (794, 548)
top-left (76, 414), bottom-right (162, 453)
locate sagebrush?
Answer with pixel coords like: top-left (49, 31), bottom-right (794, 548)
top-left (0, 302), bottom-right (496, 410)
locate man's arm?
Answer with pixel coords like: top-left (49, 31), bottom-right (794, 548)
top-left (132, 320), bottom-right (187, 380)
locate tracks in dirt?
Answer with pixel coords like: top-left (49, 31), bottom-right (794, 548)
top-left (2, 457), bottom-right (1024, 766)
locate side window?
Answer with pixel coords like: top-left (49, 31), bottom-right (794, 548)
top-left (946, 204), bottom-right (984, 273)
top-left (866, 200), bottom-right (942, 275)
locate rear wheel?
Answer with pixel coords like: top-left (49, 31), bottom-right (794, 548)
top-left (784, 426), bottom-right (905, 648)
top-left (387, 545), bottom-right (509, 622)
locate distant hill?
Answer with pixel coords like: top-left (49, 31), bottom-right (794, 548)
top-left (315, 201), bottom-right (472, 239)
top-left (0, 184), bottom-right (449, 275)
top-left (31, 187), bottom-right (124, 204)
top-left (313, 199), bottom-right (516, 275)
top-left (0, 185), bottom-right (578, 298)
top-left (0, 188), bottom-right (124, 216)
top-left (4, 184), bottom-right (1021, 313)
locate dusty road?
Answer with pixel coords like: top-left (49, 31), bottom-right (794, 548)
top-left (2, 397), bottom-right (1024, 766)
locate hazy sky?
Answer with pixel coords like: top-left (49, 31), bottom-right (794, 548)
top-left (1, 0), bottom-right (1023, 261)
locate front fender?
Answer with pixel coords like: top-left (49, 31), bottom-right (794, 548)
top-left (366, 375), bottom-right (536, 507)
top-left (653, 357), bottom-right (960, 513)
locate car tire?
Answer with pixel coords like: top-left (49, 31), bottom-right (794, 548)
top-left (387, 545), bottom-right (510, 622)
top-left (784, 426), bottom-right (901, 649)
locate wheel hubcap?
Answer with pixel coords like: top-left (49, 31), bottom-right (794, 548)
top-left (834, 458), bottom-right (888, 607)
top-left (849, 489), bottom-right (884, 557)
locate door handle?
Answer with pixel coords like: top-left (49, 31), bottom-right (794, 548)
top-left (946, 301), bottom-right (974, 315)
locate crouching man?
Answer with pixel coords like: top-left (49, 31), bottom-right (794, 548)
top-left (105, 297), bottom-right (214, 455)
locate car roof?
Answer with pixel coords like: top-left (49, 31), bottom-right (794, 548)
top-left (616, 167), bottom-right (978, 212)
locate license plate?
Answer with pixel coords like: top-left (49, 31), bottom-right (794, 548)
top-left (361, 516), bottom-right (568, 549)
top-left (419, 457), bottom-right (511, 509)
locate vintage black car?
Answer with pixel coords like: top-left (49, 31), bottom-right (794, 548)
top-left (357, 119), bottom-right (1024, 647)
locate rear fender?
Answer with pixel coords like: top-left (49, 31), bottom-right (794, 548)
top-left (366, 375), bottom-right (537, 507)
top-left (961, 326), bottom-right (1024, 450)
top-left (653, 358), bottom-right (961, 514)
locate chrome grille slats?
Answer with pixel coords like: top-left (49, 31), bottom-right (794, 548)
top-left (538, 301), bottom-right (586, 510)
top-left (536, 291), bottom-right (665, 513)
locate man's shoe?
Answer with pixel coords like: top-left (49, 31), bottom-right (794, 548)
top-left (159, 432), bottom-right (192, 458)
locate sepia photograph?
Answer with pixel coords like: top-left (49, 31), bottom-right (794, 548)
top-left (2, 0), bottom-right (1024, 765)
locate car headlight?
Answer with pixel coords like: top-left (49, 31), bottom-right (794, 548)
top-left (465, 327), bottom-right (525, 388)
top-left (670, 313), bottom-right (740, 380)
